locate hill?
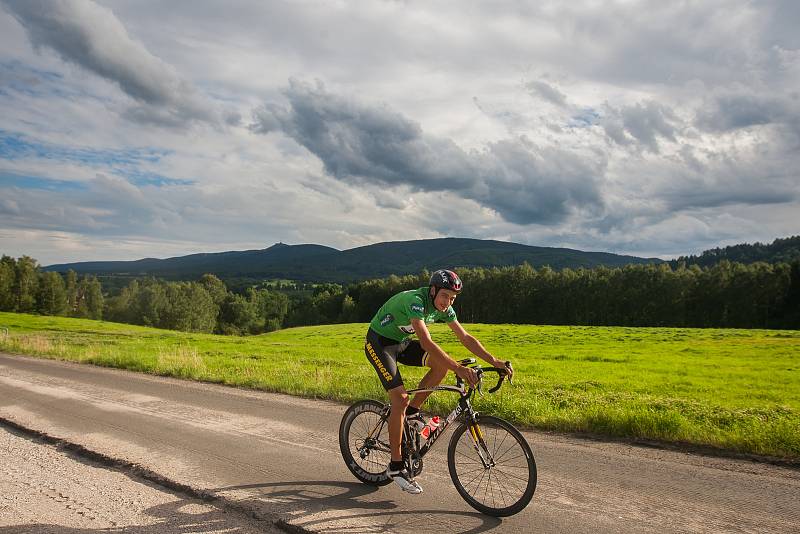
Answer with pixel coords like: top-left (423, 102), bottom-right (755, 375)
top-left (44, 238), bottom-right (660, 283)
top-left (672, 235), bottom-right (800, 268)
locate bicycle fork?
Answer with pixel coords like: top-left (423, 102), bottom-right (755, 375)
top-left (467, 420), bottom-right (496, 469)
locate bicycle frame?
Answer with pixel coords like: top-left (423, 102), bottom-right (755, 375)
top-left (403, 383), bottom-right (475, 458)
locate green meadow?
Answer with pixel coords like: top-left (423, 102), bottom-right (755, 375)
top-left (1, 311), bottom-right (798, 460)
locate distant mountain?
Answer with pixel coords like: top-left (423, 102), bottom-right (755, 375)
top-left (44, 238), bottom-right (662, 283)
top-left (672, 236), bottom-right (800, 268)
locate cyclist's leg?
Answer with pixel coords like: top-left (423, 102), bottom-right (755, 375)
top-left (364, 331), bottom-right (406, 461)
top-left (387, 385), bottom-right (409, 462)
top-left (366, 335), bottom-right (423, 493)
top-left (398, 341), bottom-right (448, 410)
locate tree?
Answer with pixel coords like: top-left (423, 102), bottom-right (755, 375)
top-left (0, 256), bottom-right (16, 311)
top-left (36, 272), bottom-right (67, 316)
top-left (339, 294), bottom-right (358, 323)
top-left (161, 282), bottom-right (217, 333)
top-left (134, 278), bottom-right (168, 326)
top-left (248, 288), bottom-right (288, 332)
top-left (14, 256), bottom-right (39, 313)
top-left (198, 274), bottom-right (228, 306)
top-left (65, 270), bottom-right (78, 314)
top-left (218, 294), bottom-right (259, 335)
top-left (81, 276), bottom-right (104, 320)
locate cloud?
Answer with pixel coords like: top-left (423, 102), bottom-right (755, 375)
top-left (2, 1), bottom-right (799, 265)
top-left (695, 91), bottom-right (800, 136)
top-left (601, 101), bottom-right (677, 153)
top-left (526, 80), bottom-right (569, 108)
top-left (253, 80), bottom-right (605, 225)
top-left (1, 0), bottom-right (218, 127)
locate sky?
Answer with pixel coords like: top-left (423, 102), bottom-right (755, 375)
top-left (0, 0), bottom-right (798, 266)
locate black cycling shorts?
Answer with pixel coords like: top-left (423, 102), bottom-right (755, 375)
top-left (365, 328), bottom-right (429, 391)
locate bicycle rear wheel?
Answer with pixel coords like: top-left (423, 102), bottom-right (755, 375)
top-left (339, 399), bottom-right (392, 486)
top-left (448, 415), bottom-right (536, 517)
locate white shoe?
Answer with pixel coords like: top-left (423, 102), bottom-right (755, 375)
top-left (386, 464), bottom-right (423, 494)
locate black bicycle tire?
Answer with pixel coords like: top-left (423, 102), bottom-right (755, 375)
top-left (447, 415), bottom-right (537, 516)
top-left (339, 399), bottom-right (393, 486)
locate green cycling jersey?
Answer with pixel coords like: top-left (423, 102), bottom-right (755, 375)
top-left (369, 286), bottom-right (457, 342)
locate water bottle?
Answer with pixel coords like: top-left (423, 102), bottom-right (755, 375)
top-left (420, 416), bottom-right (440, 439)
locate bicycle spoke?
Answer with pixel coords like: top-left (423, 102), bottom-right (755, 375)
top-left (478, 465), bottom-right (526, 503)
top-left (494, 441), bottom-right (525, 462)
top-left (491, 425), bottom-right (508, 459)
top-left (491, 466), bottom-right (527, 491)
top-left (468, 469), bottom-right (488, 496)
top-left (483, 469), bottom-right (492, 507)
top-left (454, 448), bottom-right (486, 465)
top-left (494, 449), bottom-right (527, 465)
top-left (457, 465), bottom-right (490, 478)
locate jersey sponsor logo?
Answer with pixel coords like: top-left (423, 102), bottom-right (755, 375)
top-left (410, 304), bottom-right (424, 314)
top-left (399, 324), bottom-right (415, 334)
top-left (380, 313), bottom-right (394, 327)
top-left (366, 342), bottom-right (393, 383)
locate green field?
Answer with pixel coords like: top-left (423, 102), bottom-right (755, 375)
top-left (1, 312), bottom-right (798, 460)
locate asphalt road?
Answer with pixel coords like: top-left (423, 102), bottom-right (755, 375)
top-left (1, 353), bottom-right (798, 533)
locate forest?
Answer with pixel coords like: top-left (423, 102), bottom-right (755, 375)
top-left (2, 254), bottom-right (798, 332)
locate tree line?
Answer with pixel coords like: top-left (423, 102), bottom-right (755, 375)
top-left (105, 274), bottom-right (289, 334)
top-left (673, 235), bottom-right (800, 268)
top-left (291, 260), bottom-right (800, 330)
top-left (0, 256), bottom-right (104, 319)
top-left (2, 254), bottom-right (798, 332)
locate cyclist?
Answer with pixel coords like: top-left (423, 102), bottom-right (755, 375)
top-left (364, 269), bottom-right (513, 494)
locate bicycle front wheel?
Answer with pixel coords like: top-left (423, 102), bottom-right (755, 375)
top-left (339, 399), bottom-right (392, 486)
top-left (448, 415), bottom-right (536, 517)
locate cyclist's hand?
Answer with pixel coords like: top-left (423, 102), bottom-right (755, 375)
top-left (492, 357), bottom-right (514, 381)
top-left (455, 365), bottom-right (480, 388)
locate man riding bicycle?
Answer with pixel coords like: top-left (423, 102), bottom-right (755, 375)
top-left (364, 269), bottom-right (513, 494)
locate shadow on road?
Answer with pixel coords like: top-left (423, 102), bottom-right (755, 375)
top-left (214, 479), bottom-right (503, 533)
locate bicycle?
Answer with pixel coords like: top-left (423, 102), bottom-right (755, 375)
top-left (339, 358), bottom-right (536, 517)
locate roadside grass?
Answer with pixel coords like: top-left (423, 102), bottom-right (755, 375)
top-left (1, 312), bottom-right (798, 460)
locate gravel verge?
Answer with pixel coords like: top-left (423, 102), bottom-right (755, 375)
top-left (0, 422), bottom-right (282, 533)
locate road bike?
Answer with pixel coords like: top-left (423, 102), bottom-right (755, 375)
top-left (339, 359), bottom-right (536, 517)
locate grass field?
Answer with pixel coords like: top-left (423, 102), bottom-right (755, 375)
top-left (1, 311), bottom-right (798, 460)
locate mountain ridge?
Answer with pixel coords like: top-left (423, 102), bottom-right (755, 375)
top-left (43, 237), bottom-right (661, 283)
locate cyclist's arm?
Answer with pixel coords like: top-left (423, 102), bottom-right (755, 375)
top-left (411, 318), bottom-right (459, 371)
top-left (412, 318), bottom-right (478, 385)
top-left (448, 320), bottom-right (512, 377)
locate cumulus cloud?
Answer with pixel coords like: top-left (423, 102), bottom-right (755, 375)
top-left (695, 91), bottom-right (800, 137)
top-left (253, 80), bottom-right (605, 225)
top-left (601, 101), bottom-right (678, 153)
top-left (1, 0), bottom-right (218, 127)
top-left (526, 80), bottom-right (568, 108)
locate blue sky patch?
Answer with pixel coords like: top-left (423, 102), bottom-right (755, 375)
top-left (0, 171), bottom-right (87, 191)
top-left (0, 130), bottom-right (170, 166)
top-left (122, 169), bottom-right (194, 187)
top-left (0, 129), bottom-right (190, 188)
top-left (568, 108), bottom-right (601, 128)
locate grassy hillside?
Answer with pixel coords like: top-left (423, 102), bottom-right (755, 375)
top-left (0, 312), bottom-right (798, 460)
